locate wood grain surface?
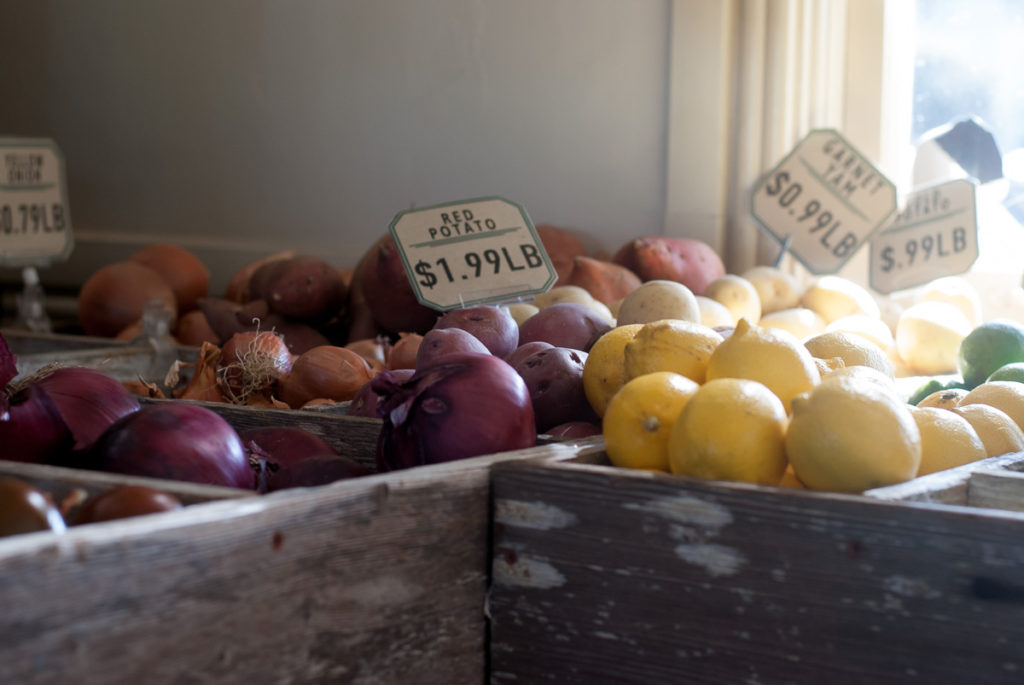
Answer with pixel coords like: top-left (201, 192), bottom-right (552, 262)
top-left (490, 457), bottom-right (1024, 684)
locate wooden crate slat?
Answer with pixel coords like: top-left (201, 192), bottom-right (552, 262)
top-left (965, 468), bottom-right (1024, 512)
top-left (490, 457), bottom-right (1024, 685)
top-left (863, 451), bottom-right (1024, 505)
top-left (0, 442), bottom-right (576, 684)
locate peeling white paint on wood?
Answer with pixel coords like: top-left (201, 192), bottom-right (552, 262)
top-left (623, 494), bottom-right (733, 530)
top-left (495, 499), bottom-right (579, 530)
top-left (883, 575), bottom-right (942, 599)
top-left (493, 554), bottom-right (567, 589)
top-left (674, 543), bottom-right (746, 577)
top-left (337, 575), bottom-right (424, 609)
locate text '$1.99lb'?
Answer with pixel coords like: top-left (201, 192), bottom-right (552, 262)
top-left (413, 244), bottom-right (546, 290)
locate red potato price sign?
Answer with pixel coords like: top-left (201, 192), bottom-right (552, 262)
top-left (751, 129), bottom-right (896, 274)
top-left (869, 179), bottom-right (979, 294)
top-left (389, 196), bottom-right (556, 311)
top-left (0, 137), bottom-right (73, 266)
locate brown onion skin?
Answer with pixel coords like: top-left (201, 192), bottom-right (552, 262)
top-left (129, 243), bottom-right (210, 314)
top-left (385, 332), bottom-right (423, 370)
top-left (0, 478), bottom-right (66, 537)
top-left (72, 485), bottom-right (183, 525)
top-left (176, 309), bottom-right (221, 346)
top-left (78, 261), bottom-right (178, 337)
top-left (276, 345), bottom-right (374, 409)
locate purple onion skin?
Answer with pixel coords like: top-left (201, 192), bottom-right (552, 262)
top-left (36, 368), bottom-right (141, 451)
top-left (259, 454), bottom-right (370, 493)
top-left (433, 306), bottom-right (519, 358)
top-left (88, 403), bottom-right (255, 489)
top-left (0, 332), bottom-right (16, 389)
top-left (0, 385), bottom-right (73, 464)
top-left (348, 368), bottom-right (414, 418)
top-left (373, 352), bottom-right (536, 471)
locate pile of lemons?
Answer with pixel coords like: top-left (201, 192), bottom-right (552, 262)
top-left (585, 275), bottom-right (1024, 493)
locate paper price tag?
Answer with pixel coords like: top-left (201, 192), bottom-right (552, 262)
top-left (389, 196), bottom-right (556, 311)
top-left (751, 129), bottom-right (896, 274)
top-left (0, 137), bottom-right (73, 266)
top-left (869, 179), bottom-right (979, 294)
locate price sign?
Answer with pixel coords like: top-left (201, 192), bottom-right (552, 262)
top-left (0, 137), bottom-right (73, 266)
top-left (751, 129), bottom-right (896, 274)
top-left (869, 179), bottom-right (978, 294)
top-left (389, 196), bottom-right (556, 311)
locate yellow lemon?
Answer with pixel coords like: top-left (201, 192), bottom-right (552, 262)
top-left (824, 314), bottom-right (896, 353)
top-left (705, 318), bottom-right (820, 411)
top-left (959, 381), bottom-right (1024, 432)
top-left (918, 276), bottom-right (983, 328)
top-left (813, 356), bottom-right (845, 377)
top-left (821, 364), bottom-right (899, 396)
top-left (758, 307), bottom-right (827, 340)
top-left (950, 403), bottom-right (1024, 458)
top-left (582, 323), bottom-right (644, 417)
top-left (703, 274), bottom-right (762, 324)
top-left (910, 406), bottom-right (988, 476)
top-left (896, 301), bottom-right (972, 375)
top-left (916, 387), bottom-right (968, 410)
top-left (668, 378), bottom-right (788, 485)
top-left (804, 330), bottom-right (894, 379)
top-left (623, 318), bottom-right (723, 384)
top-left (696, 296), bottom-right (735, 329)
top-left (741, 265), bottom-right (803, 315)
top-left (603, 372), bottom-right (700, 472)
top-left (800, 275), bottom-right (881, 323)
top-left (777, 465), bottom-right (807, 489)
top-left (785, 375), bottom-right (921, 493)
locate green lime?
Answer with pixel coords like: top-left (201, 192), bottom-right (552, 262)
top-left (957, 320), bottom-right (1024, 389)
top-left (987, 361), bottom-right (1024, 384)
top-left (907, 378), bottom-right (944, 405)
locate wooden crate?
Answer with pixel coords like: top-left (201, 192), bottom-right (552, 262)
top-left (1, 328), bottom-right (139, 356)
top-left (489, 444), bottom-right (1024, 684)
top-left (0, 391), bottom-right (581, 684)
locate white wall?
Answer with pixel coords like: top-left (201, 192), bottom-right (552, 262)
top-left (0, 0), bottom-right (672, 294)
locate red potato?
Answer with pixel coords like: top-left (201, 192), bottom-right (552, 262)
top-left (433, 305), bottom-right (519, 359)
top-left (416, 327), bottom-right (491, 368)
top-left (505, 341), bottom-right (555, 368)
top-left (517, 302), bottom-right (612, 352)
top-left (511, 346), bottom-right (598, 433)
top-left (612, 236), bottom-right (725, 295)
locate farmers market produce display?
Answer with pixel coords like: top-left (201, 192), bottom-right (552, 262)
top-left (7, 225), bottom-right (1024, 498)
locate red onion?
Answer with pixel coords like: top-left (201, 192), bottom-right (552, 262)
top-left (1, 333), bottom-right (17, 419)
top-left (87, 403), bottom-right (255, 489)
top-left (348, 368), bottom-right (414, 418)
top-left (373, 352), bottom-right (536, 471)
top-left (239, 426), bottom-right (368, 492)
top-left (1, 367), bottom-right (141, 463)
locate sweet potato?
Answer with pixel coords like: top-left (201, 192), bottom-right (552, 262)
top-left (612, 236), bottom-right (725, 296)
top-left (255, 255), bottom-right (347, 322)
top-left (358, 234), bottom-right (440, 335)
top-left (224, 250), bottom-right (296, 303)
top-left (537, 224), bottom-right (588, 284)
top-left (566, 255), bottom-right (642, 304)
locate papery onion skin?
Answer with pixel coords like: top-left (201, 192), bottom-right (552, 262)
top-left (87, 403), bottom-right (255, 489)
top-left (77, 261), bottom-right (178, 337)
top-left (0, 478), bottom-right (66, 537)
top-left (373, 352), bottom-right (536, 471)
top-left (386, 332), bottom-right (423, 370)
top-left (37, 368), bottom-right (142, 451)
top-left (130, 243), bottom-right (210, 314)
top-left (276, 345), bottom-right (373, 409)
top-left (72, 485), bottom-right (183, 525)
top-left (348, 368), bottom-right (414, 418)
